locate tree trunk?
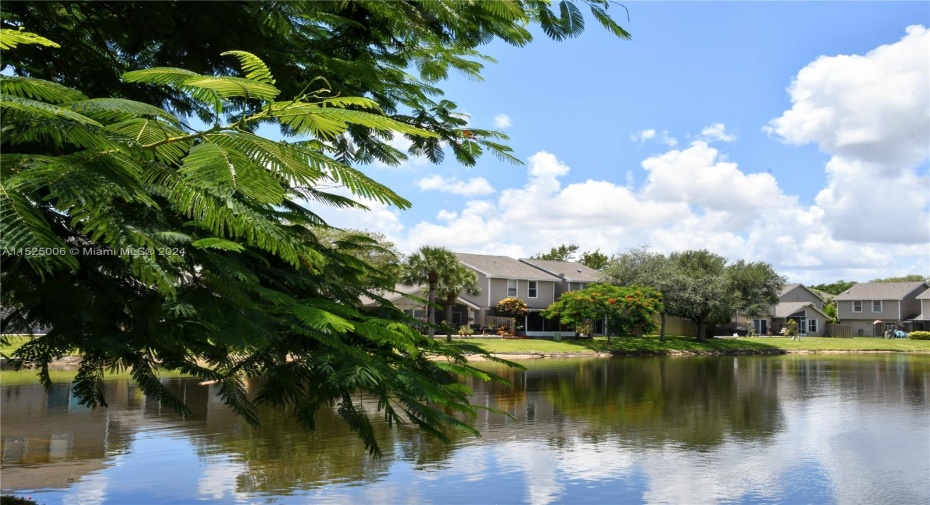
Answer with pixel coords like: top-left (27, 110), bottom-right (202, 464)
top-left (445, 296), bottom-right (455, 342)
top-left (696, 317), bottom-right (706, 342)
top-left (427, 284), bottom-right (436, 339)
top-left (660, 313), bottom-right (667, 342)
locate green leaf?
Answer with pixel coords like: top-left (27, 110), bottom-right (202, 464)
top-left (221, 50), bottom-right (276, 85)
top-left (1, 76), bottom-right (87, 103)
top-left (191, 237), bottom-right (246, 252)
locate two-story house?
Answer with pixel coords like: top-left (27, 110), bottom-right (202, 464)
top-left (834, 282), bottom-right (928, 337)
top-left (455, 253), bottom-right (566, 335)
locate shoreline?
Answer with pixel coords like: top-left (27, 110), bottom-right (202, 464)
top-left (466, 348), bottom-right (930, 361)
top-left (4, 348), bottom-right (929, 371)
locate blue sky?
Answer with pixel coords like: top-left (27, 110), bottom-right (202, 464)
top-left (310, 2), bottom-right (930, 285)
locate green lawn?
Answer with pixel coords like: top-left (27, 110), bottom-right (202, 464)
top-left (458, 335), bottom-right (930, 355)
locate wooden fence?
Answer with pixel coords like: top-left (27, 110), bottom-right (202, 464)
top-left (825, 324), bottom-right (853, 338)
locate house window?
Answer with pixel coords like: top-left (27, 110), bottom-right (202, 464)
top-left (808, 319), bottom-right (817, 334)
top-left (528, 281), bottom-right (538, 298)
top-left (872, 300), bottom-right (882, 312)
top-left (852, 301), bottom-right (862, 313)
top-left (507, 279), bottom-right (517, 297)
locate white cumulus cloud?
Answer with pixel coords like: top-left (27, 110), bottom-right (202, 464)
top-left (700, 122), bottom-right (737, 143)
top-left (417, 174), bottom-right (496, 196)
top-left (494, 113), bottom-right (512, 129)
top-left (766, 24), bottom-right (930, 244)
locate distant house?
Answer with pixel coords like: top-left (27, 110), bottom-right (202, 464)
top-left (834, 282), bottom-right (928, 337)
top-left (455, 253), bottom-right (571, 336)
top-left (517, 258), bottom-right (601, 298)
top-left (745, 283), bottom-right (827, 336)
top-left (519, 258), bottom-right (603, 334)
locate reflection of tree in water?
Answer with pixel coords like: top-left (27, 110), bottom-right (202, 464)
top-left (196, 394), bottom-right (467, 494)
top-left (531, 357), bottom-right (786, 449)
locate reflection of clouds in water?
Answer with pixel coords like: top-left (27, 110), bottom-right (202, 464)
top-left (493, 441), bottom-right (563, 505)
top-left (197, 460), bottom-right (246, 501)
top-left (556, 439), bottom-right (636, 481)
top-left (794, 397), bottom-right (930, 505)
top-left (62, 472), bottom-right (108, 505)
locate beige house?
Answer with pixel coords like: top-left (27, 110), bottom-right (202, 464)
top-left (834, 282), bottom-right (928, 337)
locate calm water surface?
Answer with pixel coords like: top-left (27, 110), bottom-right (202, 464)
top-left (2, 355), bottom-right (928, 504)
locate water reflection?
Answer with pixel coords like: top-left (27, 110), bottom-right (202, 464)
top-left (1, 355), bottom-right (928, 504)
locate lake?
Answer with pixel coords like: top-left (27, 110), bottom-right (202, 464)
top-left (2, 354), bottom-right (928, 504)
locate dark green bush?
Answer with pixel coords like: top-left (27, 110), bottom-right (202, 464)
top-left (908, 331), bottom-right (930, 340)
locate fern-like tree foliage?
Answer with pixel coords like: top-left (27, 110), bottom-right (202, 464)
top-left (1, 1), bottom-right (630, 169)
top-left (0, 31), bottom-right (518, 455)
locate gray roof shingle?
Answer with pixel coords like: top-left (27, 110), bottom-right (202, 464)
top-left (518, 258), bottom-right (602, 283)
top-left (774, 301), bottom-right (827, 318)
top-left (455, 253), bottom-right (559, 281)
top-left (834, 282), bottom-right (929, 301)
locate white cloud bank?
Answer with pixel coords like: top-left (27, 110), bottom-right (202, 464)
top-left (307, 26), bottom-right (929, 284)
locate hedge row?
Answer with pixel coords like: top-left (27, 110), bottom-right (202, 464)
top-left (908, 331), bottom-right (930, 340)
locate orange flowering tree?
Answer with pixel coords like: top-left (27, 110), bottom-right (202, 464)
top-left (496, 297), bottom-right (528, 333)
top-left (542, 284), bottom-right (663, 342)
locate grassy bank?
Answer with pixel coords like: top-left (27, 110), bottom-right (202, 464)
top-left (457, 335), bottom-right (930, 355)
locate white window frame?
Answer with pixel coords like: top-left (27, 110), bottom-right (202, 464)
top-left (872, 300), bottom-right (882, 313)
top-left (507, 279), bottom-right (517, 297)
top-left (528, 280), bottom-right (538, 298)
top-left (808, 319), bottom-right (817, 334)
top-left (852, 301), bottom-right (862, 313)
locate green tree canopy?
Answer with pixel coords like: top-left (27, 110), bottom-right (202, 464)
top-left (869, 274), bottom-right (929, 283)
top-left (809, 280), bottom-right (857, 295)
top-left (0, 33), bottom-right (518, 455)
top-left (542, 283), bottom-right (663, 342)
top-left (1, 1), bottom-right (630, 168)
top-left (400, 246), bottom-right (459, 339)
top-left (533, 243), bottom-right (580, 261)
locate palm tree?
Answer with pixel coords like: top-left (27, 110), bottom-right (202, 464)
top-left (400, 246), bottom-right (457, 338)
top-left (436, 264), bottom-right (480, 342)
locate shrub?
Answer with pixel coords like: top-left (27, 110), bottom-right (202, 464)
top-left (908, 331), bottom-right (930, 340)
top-left (458, 324), bottom-right (474, 337)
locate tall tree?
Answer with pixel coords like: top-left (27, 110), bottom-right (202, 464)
top-left (602, 247), bottom-right (683, 341)
top-left (0, 0), bottom-right (632, 449)
top-left (725, 260), bottom-right (785, 320)
top-left (0, 34), bottom-right (515, 455)
top-left (669, 250), bottom-right (731, 342)
top-left (436, 264), bottom-right (480, 341)
top-left (400, 246), bottom-right (458, 339)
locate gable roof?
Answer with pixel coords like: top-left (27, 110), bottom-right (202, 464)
top-left (916, 287), bottom-right (930, 300)
top-left (518, 258), bottom-right (602, 283)
top-left (834, 282), bottom-right (929, 301)
top-left (774, 301), bottom-right (828, 319)
top-left (779, 283), bottom-right (824, 301)
top-left (455, 253), bottom-right (558, 281)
